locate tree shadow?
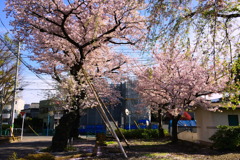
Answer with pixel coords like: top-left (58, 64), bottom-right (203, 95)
top-left (123, 138), bottom-right (239, 159)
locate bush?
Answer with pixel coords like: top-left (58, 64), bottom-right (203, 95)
top-left (209, 125), bottom-right (240, 151)
top-left (2, 124), bottom-right (10, 130)
top-left (141, 129), bottom-right (159, 139)
top-left (18, 153), bottom-right (55, 160)
top-left (116, 128), bottom-right (168, 139)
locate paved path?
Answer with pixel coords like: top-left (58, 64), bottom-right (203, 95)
top-left (0, 136), bottom-right (52, 160)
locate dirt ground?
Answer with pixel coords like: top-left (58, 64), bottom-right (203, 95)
top-left (0, 136), bottom-right (52, 160)
top-left (1, 136), bottom-right (240, 160)
top-left (95, 137), bottom-right (240, 160)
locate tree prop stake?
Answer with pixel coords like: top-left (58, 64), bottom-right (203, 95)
top-left (82, 68), bottom-right (128, 158)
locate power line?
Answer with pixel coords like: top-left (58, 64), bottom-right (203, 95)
top-left (0, 18), bottom-right (10, 33)
top-left (0, 35), bottom-right (54, 88)
top-left (0, 19), bottom-right (54, 88)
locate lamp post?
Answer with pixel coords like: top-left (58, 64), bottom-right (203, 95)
top-left (125, 109), bottom-right (131, 130)
top-left (20, 112), bottom-right (26, 140)
top-left (46, 111), bottom-right (54, 136)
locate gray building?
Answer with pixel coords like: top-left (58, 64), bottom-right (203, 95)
top-left (80, 80), bottom-right (150, 129)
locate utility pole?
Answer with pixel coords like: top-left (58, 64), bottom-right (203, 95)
top-left (10, 41), bottom-right (20, 137)
top-left (0, 89), bottom-right (4, 136)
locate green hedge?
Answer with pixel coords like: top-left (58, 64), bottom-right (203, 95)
top-left (116, 128), bottom-right (168, 139)
top-left (209, 125), bottom-right (240, 151)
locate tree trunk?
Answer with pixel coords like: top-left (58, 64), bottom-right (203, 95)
top-left (158, 109), bottom-right (165, 138)
top-left (51, 111), bottom-right (80, 152)
top-left (171, 114), bottom-right (181, 143)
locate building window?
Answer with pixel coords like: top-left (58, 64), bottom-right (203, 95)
top-left (228, 115), bottom-right (239, 126)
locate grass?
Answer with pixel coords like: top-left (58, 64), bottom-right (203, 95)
top-left (64, 145), bottom-right (77, 152)
top-left (55, 153), bottom-right (93, 160)
top-left (100, 138), bottom-right (240, 160)
top-left (105, 141), bottom-right (117, 145)
top-left (145, 152), bottom-right (169, 158)
top-left (129, 139), bottom-right (171, 146)
top-left (39, 147), bottom-right (51, 152)
top-left (11, 138), bottom-right (240, 160)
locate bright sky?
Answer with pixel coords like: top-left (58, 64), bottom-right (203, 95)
top-left (0, 0), bottom-right (225, 104)
top-left (0, 1), bottom-right (55, 104)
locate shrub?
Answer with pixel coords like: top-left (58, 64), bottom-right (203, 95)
top-left (141, 129), bottom-right (159, 139)
top-left (2, 124), bottom-right (10, 130)
top-left (116, 128), bottom-right (168, 139)
top-left (18, 153), bottom-right (55, 160)
top-left (209, 125), bottom-right (240, 151)
top-left (8, 152), bottom-right (18, 160)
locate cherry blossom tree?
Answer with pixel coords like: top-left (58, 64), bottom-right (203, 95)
top-left (5, 0), bottom-right (146, 151)
top-left (134, 48), bottom-right (228, 142)
top-left (146, 0), bottom-right (240, 68)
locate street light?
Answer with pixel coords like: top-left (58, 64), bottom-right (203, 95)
top-left (10, 87), bottom-right (24, 136)
top-left (20, 112), bottom-right (26, 140)
top-left (46, 111), bottom-right (54, 136)
top-left (125, 109), bottom-right (131, 130)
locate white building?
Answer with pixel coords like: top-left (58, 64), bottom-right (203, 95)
top-left (2, 98), bottom-right (25, 124)
top-left (14, 98), bottom-right (25, 118)
top-left (194, 105), bottom-right (240, 143)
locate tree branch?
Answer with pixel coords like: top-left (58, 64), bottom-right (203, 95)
top-left (216, 13), bottom-right (240, 18)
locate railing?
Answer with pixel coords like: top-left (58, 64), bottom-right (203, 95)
top-left (0, 128), bottom-right (22, 136)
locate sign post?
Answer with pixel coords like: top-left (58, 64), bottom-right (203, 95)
top-left (20, 112), bottom-right (26, 140)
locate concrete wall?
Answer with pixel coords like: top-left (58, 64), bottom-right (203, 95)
top-left (178, 131), bottom-right (198, 142)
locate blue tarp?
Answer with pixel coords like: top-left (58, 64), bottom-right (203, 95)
top-left (177, 120), bottom-right (196, 127)
top-left (124, 124), bottom-right (158, 130)
top-left (79, 125), bottom-right (106, 135)
top-left (138, 119), bottom-right (149, 124)
top-left (169, 120), bottom-right (196, 127)
top-left (124, 125), bottom-right (138, 130)
top-left (151, 124), bottom-right (158, 129)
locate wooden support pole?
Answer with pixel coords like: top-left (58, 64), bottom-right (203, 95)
top-left (82, 68), bottom-right (128, 158)
top-left (99, 97), bottom-right (130, 147)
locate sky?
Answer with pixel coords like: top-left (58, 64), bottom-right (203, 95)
top-left (0, 0), bottom-right (226, 104)
top-left (0, 0), bottom-right (150, 104)
top-left (0, 1), bottom-right (55, 104)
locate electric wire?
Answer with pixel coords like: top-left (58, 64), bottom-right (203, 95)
top-left (0, 19), bottom-right (155, 91)
top-left (0, 35), bottom-right (55, 88)
top-left (0, 17), bottom-right (10, 33)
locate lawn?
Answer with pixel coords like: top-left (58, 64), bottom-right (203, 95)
top-left (95, 137), bottom-right (240, 160)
